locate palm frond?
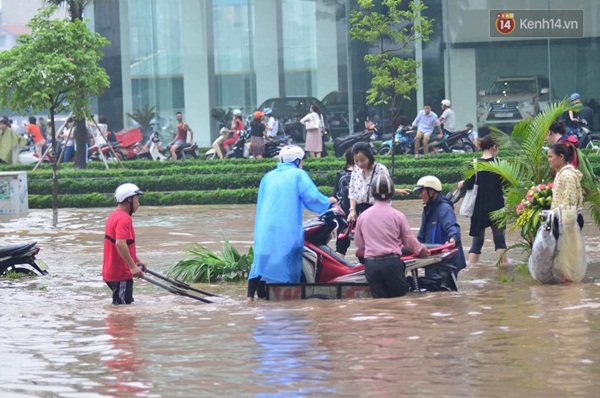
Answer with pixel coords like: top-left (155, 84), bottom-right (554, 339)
top-left (583, 187), bottom-right (600, 228)
top-left (494, 241), bottom-right (531, 267)
top-left (166, 242), bottom-right (253, 283)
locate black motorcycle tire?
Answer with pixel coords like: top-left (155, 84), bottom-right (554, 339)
top-left (204, 152), bottom-right (217, 160)
top-left (136, 153), bottom-right (152, 160)
top-left (461, 141), bottom-right (476, 153)
top-left (585, 135), bottom-right (600, 150)
top-left (378, 145), bottom-right (391, 155)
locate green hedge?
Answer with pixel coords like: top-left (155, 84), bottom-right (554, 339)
top-left (26, 166), bottom-right (469, 195)
top-left (27, 183), bottom-right (459, 209)
top-left (9, 151), bottom-right (600, 208)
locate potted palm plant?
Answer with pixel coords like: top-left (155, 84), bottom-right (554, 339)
top-left (126, 105), bottom-right (156, 140)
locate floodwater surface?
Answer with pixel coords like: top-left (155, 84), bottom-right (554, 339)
top-left (1, 201), bottom-right (600, 397)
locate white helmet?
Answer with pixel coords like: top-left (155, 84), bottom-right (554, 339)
top-left (279, 145), bottom-right (305, 163)
top-left (114, 183), bottom-right (144, 203)
top-left (232, 109), bottom-right (242, 116)
top-left (413, 176), bottom-right (442, 193)
top-left (441, 99), bottom-right (451, 107)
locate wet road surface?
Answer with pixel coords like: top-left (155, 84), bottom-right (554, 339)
top-left (1, 201), bottom-right (599, 397)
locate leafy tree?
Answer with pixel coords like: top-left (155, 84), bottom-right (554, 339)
top-left (471, 99), bottom-right (600, 262)
top-left (46, 0), bottom-right (89, 22)
top-left (0, 6), bottom-right (110, 226)
top-left (349, 0), bottom-right (433, 123)
top-left (46, 0), bottom-right (92, 168)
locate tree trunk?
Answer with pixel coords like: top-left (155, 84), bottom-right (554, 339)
top-left (73, 118), bottom-right (87, 169)
top-left (50, 107), bottom-right (59, 227)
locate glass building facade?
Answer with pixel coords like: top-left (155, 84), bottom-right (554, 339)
top-left (92, 0), bottom-right (600, 146)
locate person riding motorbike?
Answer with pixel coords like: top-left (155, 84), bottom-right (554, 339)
top-left (223, 109), bottom-right (244, 153)
top-left (413, 176), bottom-right (466, 290)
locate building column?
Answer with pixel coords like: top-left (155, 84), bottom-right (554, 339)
top-left (447, 48), bottom-right (477, 129)
top-left (315, 1), bottom-right (339, 100)
top-left (253, 0), bottom-right (280, 104)
top-left (181, 1), bottom-right (212, 146)
top-left (118, 0), bottom-right (132, 130)
top-left (92, 0), bottom-right (125, 131)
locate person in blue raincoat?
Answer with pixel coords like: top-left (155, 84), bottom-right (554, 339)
top-left (413, 175), bottom-right (466, 290)
top-left (247, 145), bottom-right (337, 301)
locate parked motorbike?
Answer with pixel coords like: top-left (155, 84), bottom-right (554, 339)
top-left (377, 126), bottom-right (449, 156)
top-left (112, 141), bottom-right (144, 160)
top-left (578, 119), bottom-right (600, 150)
top-left (225, 130), bottom-right (291, 159)
top-left (136, 141), bottom-right (167, 161)
top-left (333, 129), bottom-right (375, 157)
top-left (88, 143), bottom-right (122, 161)
top-left (0, 242), bottom-right (48, 277)
top-left (439, 128), bottom-right (476, 153)
top-left (301, 208), bottom-right (458, 291)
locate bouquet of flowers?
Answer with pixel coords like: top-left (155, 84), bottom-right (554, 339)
top-left (515, 183), bottom-right (553, 244)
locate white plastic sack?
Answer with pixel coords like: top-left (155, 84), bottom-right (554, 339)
top-left (528, 214), bottom-right (560, 284)
top-left (17, 151), bottom-right (37, 164)
top-left (554, 206), bottom-right (587, 282)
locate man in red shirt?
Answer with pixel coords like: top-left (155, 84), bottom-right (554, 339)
top-left (103, 183), bottom-right (146, 304)
top-left (354, 174), bottom-right (429, 298)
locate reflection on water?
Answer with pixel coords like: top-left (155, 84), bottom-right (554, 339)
top-left (1, 203), bottom-right (599, 397)
top-left (102, 311), bottom-right (152, 396)
top-left (252, 310), bottom-right (332, 397)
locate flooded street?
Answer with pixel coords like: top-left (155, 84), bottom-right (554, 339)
top-left (2, 201), bottom-right (600, 397)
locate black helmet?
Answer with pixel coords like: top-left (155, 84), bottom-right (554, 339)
top-left (371, 174), bottom-right (395, 201)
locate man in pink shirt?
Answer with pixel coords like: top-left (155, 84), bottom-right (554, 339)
top-left (354, 174), bottom-right (430, 298)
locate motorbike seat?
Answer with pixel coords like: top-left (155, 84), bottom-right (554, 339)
top-left (0, 242), bottom-right (37, 258)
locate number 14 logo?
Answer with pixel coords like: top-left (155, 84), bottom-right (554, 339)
top-left (496, 13), bottom-right (516, 35)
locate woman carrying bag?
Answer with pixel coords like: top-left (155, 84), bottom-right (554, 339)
top-left (301, 105), bottom-right (325, 158)
top-left (457, 135), bottom-right (507, 265)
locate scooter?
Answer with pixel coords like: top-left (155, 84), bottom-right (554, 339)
top-left (204, 127), bottom-right (231, 160)
top-left (301, 208), bottom-right (459, 289)
top-left (439, 128), bottom-right (476, 153)
top-left (112, 141), bottom-right (144, 160)
top-left (377, 126), bottom-right (448, 156)
top-left (136, 141), bottom-right (167, 161)
top-left (0, 242), bottom-right (49, 277)
top-left (225, 130), bottom-right (291, 159)
top-left (578, 119), bottom-right (600, 151)
top-left (333, 129), bottom-right (375, 157)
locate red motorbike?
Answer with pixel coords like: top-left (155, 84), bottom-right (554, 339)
top-left (113, 141), bottom-right (144, 160)
top-left (301, 208), bottom-right (458, 289)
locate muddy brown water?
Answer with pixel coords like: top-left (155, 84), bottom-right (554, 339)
top-left (1, 201), bottom-right (600, 397)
